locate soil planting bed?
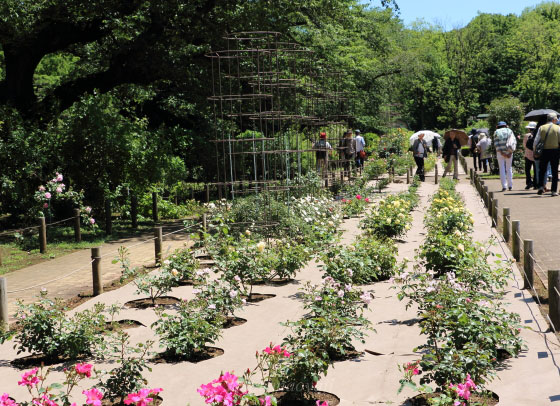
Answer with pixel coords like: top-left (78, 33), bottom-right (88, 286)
top-left (271, 390), bottom-right (340, 406)
top-left (11, 353), bottom-right (85, 369)
top-left (408, 391), bottom-right (498, 406)
top-left (124, 296), bottom-right (181, 309)
top-left (101, 396), bottom-right (162, 406)
top-left (329, 349), bottom-right (364, 362)
top-left (151, 346), bottom-right (224, 364)
top-left (223, 316), bottom-right (247, 328)
top-left (243, 293), bottom-right (276, 303)
top-left (104, 319), bottom-right (145, 332)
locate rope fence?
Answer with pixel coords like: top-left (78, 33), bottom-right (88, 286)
top-left (0, 219), bottom-right (204, 325)
top-left (472, 170), bottom-right (560, 333)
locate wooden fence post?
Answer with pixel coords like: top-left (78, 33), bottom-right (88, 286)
top-left (0, 277), bottom-right (8, 329)
top-left (512, 220), bottom-right (521, 262)
top-left (483, 186), bottom-right (489, 207)
top-left (203, 213), bottom-right (207, 233)
top-left (152, 192), bottom-right (158, 222)
top-left (488, 191), bottom-right (494, 216)
top-left (548, 270), bottom-right (560, 332)
top-left (503, 208), bottom-right (510, 242)
top-left (91, 247), bottom-right (103, 296)
top-left (523, 240), bottom-right (534, 290)
top-left (154, 226), bottom-right (163, 265)
top-left (39, 216), bottom-right (47, 254)
top-left (492, 198), bottom-right (498, 228)
top-left (435, 164), bottom-right (439, 184)
top-left (74, 208), bottom-right (81, 243)
top-left (406, 168), bottom-right (410, 184)
top-left (206, 184), bottom-right (210, 203)
top-left (0, 247), bottom-right (3, 266)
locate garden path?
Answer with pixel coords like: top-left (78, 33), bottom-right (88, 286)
top-left (2, 221), bottom-right (192, 321)
top-left (455, 179), bottom-right (560, 405)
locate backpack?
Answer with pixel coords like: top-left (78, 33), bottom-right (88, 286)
top-left (526, 134), bottom-right (534, 151)
top-left (534, 126), bottom-right (552, 159)
top-left (314, 140), bottom-right (327, 159)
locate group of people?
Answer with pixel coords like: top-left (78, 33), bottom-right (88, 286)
top-left (524, 112), bottom-right (560, 196)
top-left (313, 129), bottom-right (366, 176)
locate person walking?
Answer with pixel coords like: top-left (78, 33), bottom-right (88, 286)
top-left (432, 136), bottom-right (441, 156)
top-left (313, 132), bottom-right (332, 177)
top-left (476, 132), bottom-right (492, 173)
top-left (442, 132), bottom-right (461, 180)
top-left (338, 129), bottom-right (356, 176)
top-left (494, 121), bottom-right (516, 192)
top-left (535, 112), bottom-right (560, 196)
top-left (354, 130), bottom-right (366, 169)
top-left (468, 129), bottom-right (480, 171)
top-left (412, 133), bottom-right (428, 181)
top-left (523, 122), bottom-right (537, 190)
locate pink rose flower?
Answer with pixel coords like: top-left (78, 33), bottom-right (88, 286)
top-left (356, 194), bottom-right (362, 200)
top-left (89, 218), bottom-right (95, 225)
top-left (0, 393), bottom-right (16, 406)
top-left (75, 363), bottom-right (93, 378)
top-left (365, 198), bottom-right (370, 203)
top-left (18, 368), bottom-right (40, 387)
top-left (56, 187), bottom-right (63, 193)
top-left (124, 388), bottom-right (162, 406)
top-left (83, 388), bottom-right (103, 406)
top-left (43, 203), bottom-right (49, 209)
top-left (56, 173), bottom-right (63, 182)
top-left (44, 192), bottom-right (51, 199)
top-left (38, 185), bottom-right (46, 192)
top-left (85, 206), bottom-right (92, 214)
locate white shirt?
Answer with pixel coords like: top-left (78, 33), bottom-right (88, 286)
top-left (355, 135), bottom-right (365, 152)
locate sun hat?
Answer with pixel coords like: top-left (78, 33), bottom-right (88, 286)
top-left (526, 121), bottom-right (537, 129)
top-left (548, 112), bottom-right (557, 121)
top-left (355, 129), bottom-right (361, 134)
top-left (497, 121), bottom-right (507, 127)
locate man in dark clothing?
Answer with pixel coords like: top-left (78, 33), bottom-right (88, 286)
top-left (469, 129), bottom-right (480, 171)
top-left (442, 133), bottom-right (461, 180)
top-left (412, 133), bottom-right (428, 181)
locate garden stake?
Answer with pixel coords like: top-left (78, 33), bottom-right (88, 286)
top-left (74, 208), bottom-right (81, 243)
top-left (523, 240), bottom-right (534, 290)
top-left (548, 270), bottom-right (560, 332)
top-left (39, 216), bottom-right (47, 254)
top-left (434, 164), bottom-right (438, 184)
top-left (91, 247), bottom-right (103, 296)
top-left (154, 226), bottom-right (163, 265)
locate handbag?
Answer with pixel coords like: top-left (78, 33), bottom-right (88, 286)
top-left (358, 150), bottom-right (366, 159)
top-left (534, 126), bottom-right (552, 159)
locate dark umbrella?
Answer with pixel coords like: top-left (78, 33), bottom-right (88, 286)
top-left (524, 109), bottom-right (559, 119)
top-left (476, 128), bottom-right (489, 135)
top-left (444, 129), bottom-right (469, 146)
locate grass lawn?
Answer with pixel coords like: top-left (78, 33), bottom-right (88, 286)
top-left (478, 173), bottom-right (526, 179)
top-left (0, 220), bottom-right (179, 275)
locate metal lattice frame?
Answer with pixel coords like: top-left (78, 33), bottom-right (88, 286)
top-left (206, 31), bottom-right (354, 201)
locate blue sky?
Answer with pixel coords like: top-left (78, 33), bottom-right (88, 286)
top-left (384, 0), bottom-right (547, 28)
